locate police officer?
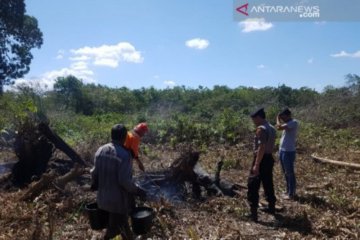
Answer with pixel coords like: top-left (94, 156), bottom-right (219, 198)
top-left (247, 108), bottom-right (277, 222)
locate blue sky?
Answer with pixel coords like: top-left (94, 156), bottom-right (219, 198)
top-left (16, 0), bottom-right (360, 92)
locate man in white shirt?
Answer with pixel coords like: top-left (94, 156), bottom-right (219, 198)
top-left (276, 108), bottom-right (299, 200)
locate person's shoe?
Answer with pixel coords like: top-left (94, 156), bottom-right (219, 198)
top-left (283, 194), bottom-right (297, 200)
top-left (281, 191), bottom-right (288, 197)
top-left (281, 191), bottom-right (290, 199)
top-left (260, 205), bottom-right (275, 214)
top-left (245, 208), bottom-right (258, 222)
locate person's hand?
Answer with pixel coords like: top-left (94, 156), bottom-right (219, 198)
top-left (90, 178), bottom-right (98, 191)
top-left (135, 158), bottom-right (145, 172)
top-left (136, 187), bottom-right (147, 201)
top-left (215, 188), bottom-right (224, 197)
top-left (138, 160), bottom-right (145, 172)
top-left (251, 164), bottom-right (260, 176)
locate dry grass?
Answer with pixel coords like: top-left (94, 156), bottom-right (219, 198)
top-left (0, 143), bottom-right (359, 239)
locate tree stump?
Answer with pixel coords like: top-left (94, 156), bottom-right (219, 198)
top-left (12, 121), bottom-right (53, 187)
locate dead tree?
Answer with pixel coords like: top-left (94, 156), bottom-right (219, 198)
top-left (11, 122), bottom-right (86, 187)
top-left (21, 165), bottom-right (85, 201)
top-left (138, 151), bottom-right (243, 202)
top-left (311, 154), bottom-right (360, 170)
top-left (12, 121), bottom-right (54, 186)
top-left (3, 119), bottom-right (88, 200)
top-left (20, 172), bottom-right (57, 201)
top-left (38, 123), bottom-right (85, 166)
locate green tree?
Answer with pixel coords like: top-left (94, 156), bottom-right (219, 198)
top-left (346, 74), bottom-right (360, 95)
top-left (276, 84), bottom-right (295, 107)
top-left (0, 0), bottom-right (43, 94)
top-left (54, 76), bottom-right (85, 113)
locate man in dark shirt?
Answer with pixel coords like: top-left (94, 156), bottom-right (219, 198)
top-left (91, 124), bottom-right (146, 240)
top-left (247, 108), bottom-right (277, 222)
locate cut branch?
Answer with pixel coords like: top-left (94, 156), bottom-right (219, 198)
top-left (20, 172), bottom-right (56, 201)
top-left (311, 154), bottom-right (360, 170)
top-left (38, 123), bottom-right (86, 166)
top-left (53, 164), bottom-right (85, 190)
top-left (20, 166), bottom-right (85, 201)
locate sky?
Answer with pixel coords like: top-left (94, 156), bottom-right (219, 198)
top-left (13, 0), bottom-right (360, 92)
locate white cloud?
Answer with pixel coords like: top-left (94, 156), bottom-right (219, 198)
top-left (185, 38), bottom-right (210, 50)
top-left (257, 64), bottom-right (265, 69)
top-left (56, 50), bottom-right (65, 60)
top-left (164, 80), bottom-right (176, 88)
top-left (70, 61), bottom-right (88, 70)
top-left (239, 18), bottom-right (273, 33)
top-left (331, 50), bottom-right (360, 58)
top-left (12, 42), bottom-right (143, 91)
top-left (71, 42), bottom-right (143, 68)
top-left (153, 75), bottom-right (160, 79)
top-left (307, 58), bottom-right (314, 64)
top-left (44, 67), bottom-right (95, 84)
top-left (12, 64), bottom-right (95, 91)
top-left (69, 55), bottom-right (90, 62)
top-left (93, 58), bottom-right (119, 68)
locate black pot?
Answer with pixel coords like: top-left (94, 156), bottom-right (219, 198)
top-left (131, 207), bottom-right (154, 235)
top-left (84, 202), bottom-right (109, 230)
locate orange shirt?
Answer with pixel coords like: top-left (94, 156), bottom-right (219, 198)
top-left (124, 131), bottom-right (140, 158)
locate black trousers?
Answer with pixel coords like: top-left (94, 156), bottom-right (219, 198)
top-left (104, 212), bottom-right (133, 240)
top-left (247, 154), bottom-right (276, 210)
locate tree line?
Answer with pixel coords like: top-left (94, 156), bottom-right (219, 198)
top-left (1, 74), bottom-right (359, 146)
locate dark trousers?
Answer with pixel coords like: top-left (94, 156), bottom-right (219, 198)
top-left (247, 154), bottom-right (276, 210)
top-left (104, 212), bottom-right (133, 240)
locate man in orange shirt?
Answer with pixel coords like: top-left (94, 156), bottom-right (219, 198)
top-left (124, 122), bottom-right (149, 172)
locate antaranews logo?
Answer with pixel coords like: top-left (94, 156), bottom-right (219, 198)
top-left (235, 0), bottom-right (360, 22)
top-left (236, 3), bottom-right (249, 16)
top-left (235, 1), bottom-right (322, 21)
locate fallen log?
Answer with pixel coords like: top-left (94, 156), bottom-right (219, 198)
top-left (53, 164), bottom-right (85, 190)
top-left (311, 154), bottom-right (360, 170)
top-left (137, 151), bottom-right (242, 202)
top-left (305, 182), bottom-right (333, 190)
top-left (20, 166), bottom-right (86, 201)
top-left (20, 172), bottom-right (57, 201)
top-left (12, 125), bottom-right (53, 186)
top-left (10, 120), bottom-right (86, 186)
top-left (38, 123), bottom-right (86, 166)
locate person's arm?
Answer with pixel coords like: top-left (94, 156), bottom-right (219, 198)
top-left (90, 149), bottom-right (100, 190)
top-left (117, 156), bottom-right (139, 194)
top-left (252, 128), bottom-right (266, 176)
top-left (276, 115), bottom-right (289, 130)
top-left (135, 157), bottom-right (145, 171)
top-left (252, 144), bottom-right (265, 176)
top-left (132, 135), bottom-right (144, 171)
top-left (276, 114), bottom-right (281, 126)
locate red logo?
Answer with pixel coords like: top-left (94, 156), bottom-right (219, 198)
top-left (236, 3), bottom-right (249, 16)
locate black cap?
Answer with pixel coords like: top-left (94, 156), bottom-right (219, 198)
top-left (111, 124), bottom-right (127, 142)
top-left (279, 108), bottom-right (291, 116)
top-left (250, 107), bottom-right (266, 119)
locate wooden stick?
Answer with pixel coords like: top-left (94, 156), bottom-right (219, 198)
top-left (20, 166), bottom-right (85, 201)
top-left (305, 182), bottom-right (332, 190)
top-left (20, 172), bottom-right (56, 201)
top-left (53, 164), bottom-right (85, 190)
top-left (311, 154), bottom-right (360, 170)
top-left (38, 123), bottom-right (86, 166)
